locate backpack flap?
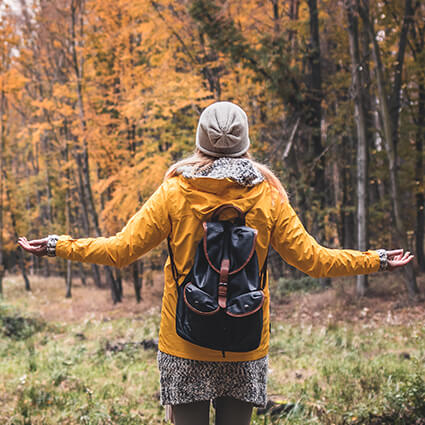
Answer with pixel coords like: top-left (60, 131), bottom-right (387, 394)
top-left (202, 222), bottom-right (258, 273)
top-left (226, 290), bottom-right (264, 317)
top-left (183, 282), bottom-right (220, 315)
top-left (202, 221), bottom-right (264, 316)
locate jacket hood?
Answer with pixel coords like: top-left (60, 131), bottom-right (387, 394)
top-left (177, 175), bottom-right (268, 221)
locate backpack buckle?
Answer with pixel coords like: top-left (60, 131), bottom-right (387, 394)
top-left (218, 258), bottom-right (230, 309)
top-left (218, 283), bottom-right (227, 309)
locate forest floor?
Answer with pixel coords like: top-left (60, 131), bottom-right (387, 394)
top-left (3, 270), bottom-right (424, 328)
top-left (0, 271), bottom-right (424, 424)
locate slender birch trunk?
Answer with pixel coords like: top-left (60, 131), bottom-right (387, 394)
top-left (416, 84), bottom-right (425, 271)
top-left (346, 0), bottom-right (369, 296)
top-left (70, 0), bottom-right (121, 300)
top-left (0, 88), bottom-right (5, 296)
top-left (64, 137), bottom-right (73, 298)
top-left (410, 8), bottom-right (425, 271)
top-left (4, 175), bottom-right (31, 291)
top-left (357, 0), bottom-right (419, 299)
top-left (307, 0), bottom-right (330, 287)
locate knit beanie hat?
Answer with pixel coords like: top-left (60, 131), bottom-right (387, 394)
top-left (195, 101), bottom-right (250, 158)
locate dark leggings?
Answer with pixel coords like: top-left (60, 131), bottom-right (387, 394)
top-left (172, 397), bottom-right (253, 425)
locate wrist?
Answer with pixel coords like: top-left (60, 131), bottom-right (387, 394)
top-left (376, 249), bottom-right (388, 271)
top-left (46, 235), bottom-right (59, 257)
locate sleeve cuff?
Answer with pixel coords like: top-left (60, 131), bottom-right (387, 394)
top-left (46, 234), bottom-right (59, 257)
top-left (376, 249), bottom-right (388, 271)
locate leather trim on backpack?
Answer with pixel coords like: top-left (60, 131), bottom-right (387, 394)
top-left (225, 291), bottom-right (265, 317)
top-left (202, 223), bottom-right (259, 275)
top-left (183, 282), bottom-right (221, 316)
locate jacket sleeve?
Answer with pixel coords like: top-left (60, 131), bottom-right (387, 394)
top-left (270, 200), bottom-right (380, 278)
top-left (55, 181), bottom-right (171, 268)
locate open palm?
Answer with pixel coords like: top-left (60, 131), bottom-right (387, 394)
top-left (387, 249), bottom-right (414, 271)
top-left (17, 237), bottom-right (48, 257)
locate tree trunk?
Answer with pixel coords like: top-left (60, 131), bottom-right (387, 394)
top-left (416, 83), bottom-right (425, 271)
top-left (4, 176), bottom-right (31, 291)
top-left (106, 267), bottom-right (122, 304)
top-left (0, 88), bottom-right (5, 296)
top-left (65, 260), bottom-right (72, 298)
top-left (70, 1), bottom-right (101, 289)
top-left (389, 0), bottom-right (414, 158)
top-left (339, 135), bottom-right (356, 248)
top-left (74, 154), bottom-right (91, 238)
top-left (357, 0), bottom-right (419, 298)
top-left (346, 0), bottom-right (369, 296)
top-left (307, 0), bottom-right (325, 210)
top-left (74, 156), bottom-right (102, 288)
top-left (64, 136), bottom-right (73, 297)
top-left (70, 0), bottom-right (120, 300)
top-left (132, 260), bottom-right (143, 302)
top-left (307, 0), bottom-right (330, 288)
top-left (78, 263), bottom-right (87, 286)
top-left (409, 2), bottom-right (425, 272)
top-left (288, 0), bottom-right (300, 54)
top-left (115, 268), bottom-right (123, 299)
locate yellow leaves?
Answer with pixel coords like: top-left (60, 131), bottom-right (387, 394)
top-left (32, 98), bottom-right (57, 112)
top-left (94, 173), bottom-right (120, 195)
top-left (0, 70), bottom-right (29, 92)
top-left (53, 83), bottom-right (76, 100)
top-left (31, 122), bottom-right (52, 145)
top-left (96, 155), bottom-right (168, 233)
top-left (138, 20), bottom-right (160, 40)
top-left (59, 103), bottom-right (76, 117)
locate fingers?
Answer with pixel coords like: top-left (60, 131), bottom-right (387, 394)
top-left (17, 238), bottom-right (32, 252)
top-left (391, 251), bottom-right (409, 261)
top-left (391, 255), bottom-right (413, 266)
top-left (384, 249), bottom-right (415, 271)
top-left (18, 237), bottom-right (48, 246)
top-left (17, 238), bottom-right (31, 250)
top-left (29, 238), bottom-right (49, 245)
top-left (387, 249), bottom-right (412, 262)
top-left (17, 236), bottom-right (48, 257)
top-left (387, 249), bottom-right (404, 256)
top-left (388, 252), bottom-right (415, 271)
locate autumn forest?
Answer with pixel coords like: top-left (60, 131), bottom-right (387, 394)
top-left (0, 0), bottom-right (424, 302)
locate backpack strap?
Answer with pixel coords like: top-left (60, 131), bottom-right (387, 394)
top-left (167, 237), bottom-right (179, 289)
top-left (260, 253), bottom-right (268, 290)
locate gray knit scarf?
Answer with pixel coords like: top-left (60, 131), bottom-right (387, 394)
top-left (178, 157), bottom-right (264, 187)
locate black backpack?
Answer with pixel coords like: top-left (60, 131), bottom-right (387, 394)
top-left (168, 204), bottom-right (267, 355)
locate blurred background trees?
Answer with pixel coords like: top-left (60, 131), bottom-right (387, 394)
top-left (0, 0), bottom-right (423, 301)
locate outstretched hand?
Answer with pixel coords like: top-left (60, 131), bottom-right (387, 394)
top-left (18, 237), bottom-right (48, 257)
top-left (387, 249), bottom-right (414, 271)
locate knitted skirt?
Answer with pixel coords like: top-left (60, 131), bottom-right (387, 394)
top-left (157, 351), bottom-right (268, 407)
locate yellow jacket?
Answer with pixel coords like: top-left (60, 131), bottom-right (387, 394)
top-left (56, 175), bottom-right (380, 361)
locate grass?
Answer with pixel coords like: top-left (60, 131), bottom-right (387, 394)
top-left (0, 273), bottom-right (424, 424)
top-left (265, 322), bottom-right (425, 424)
top-left (0, 307), bottom-right (163, 424)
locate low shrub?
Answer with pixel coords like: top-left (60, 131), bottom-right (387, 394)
top-left (272, 276), bottom-right (323, 299)
top-left (0, 304), bottom-right (44, 340)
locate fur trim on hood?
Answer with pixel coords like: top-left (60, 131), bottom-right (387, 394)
top-left (178, 157), bottom-right (264, 187)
